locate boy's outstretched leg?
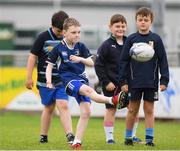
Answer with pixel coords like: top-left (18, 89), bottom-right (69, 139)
top-left (79, 84), bottom-right (121, 107)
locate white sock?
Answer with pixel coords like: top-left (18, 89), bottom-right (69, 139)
top-left (132, 122), bottom-right (139, 137)
top-left (108, 97), bottom-right (113, 105)
top-left (104, 126), bottom-right (114, 141)
top-left (72, 139), bottom-right (81, 145)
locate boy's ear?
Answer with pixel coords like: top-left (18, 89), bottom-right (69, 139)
top-left (62, 29), bottom-right (66, 35)
top-left (108, 24), bottom-right (112, 30)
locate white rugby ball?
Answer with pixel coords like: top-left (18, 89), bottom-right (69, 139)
top-left (129, 42), bottom-right (154, 62)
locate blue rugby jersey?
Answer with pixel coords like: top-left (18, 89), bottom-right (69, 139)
top-left (46, 40), bottom-right (92, 86)
top-left (119, 31), bottom-right (169, 90)
top-left (31, 28), bottom-right (62, 87)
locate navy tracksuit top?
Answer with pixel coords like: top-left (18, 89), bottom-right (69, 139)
top-left (119, 31), bottom-right (169, 90)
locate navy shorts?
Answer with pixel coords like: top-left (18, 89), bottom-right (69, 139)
top-left (128, 88), bottom-right (158, 102)
top-left (65, 80), bottom-right (91, 104)
top-left (38, 84), bottom-right (68, 106)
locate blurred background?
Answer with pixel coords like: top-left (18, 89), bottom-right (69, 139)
top-left (0, 0), bottom-right (180, 119)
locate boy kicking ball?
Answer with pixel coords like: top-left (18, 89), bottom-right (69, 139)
top-left (46, 17), bottom-right (122, 149)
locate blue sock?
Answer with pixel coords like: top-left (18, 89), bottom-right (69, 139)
top-left (146, 128), bottom-right (154, 143)
top-left (125, 129), bottom-right (133, 139)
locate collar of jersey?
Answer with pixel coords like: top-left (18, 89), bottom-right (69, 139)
top-left (63, 38), bottom-right (75, 50)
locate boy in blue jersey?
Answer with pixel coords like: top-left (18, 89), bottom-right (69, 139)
top-left (119, 7), bottom-right (169, 146)
top-left (95, 14), bottom-right (142, 144)
top-left (25, 11), bottom-right (74, 144)
top-left (46, 18), bottom-right (121, 149)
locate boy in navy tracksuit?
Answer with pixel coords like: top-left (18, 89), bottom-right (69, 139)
top-left (119, 7), bottom-right (169, 146)
top-left (95, 14), bottom-right (142, 144)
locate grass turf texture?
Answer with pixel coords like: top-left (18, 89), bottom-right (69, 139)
top-left (0, 111), bottom-right (180, 150)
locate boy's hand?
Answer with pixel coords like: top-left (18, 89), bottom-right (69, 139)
top-left (121, 84), bottom-right (128, 93)
top-left (70, 55), bottom-right (82, 63)
top-left (160, 85), bottom-right (167, 91)
top-left (106, 82), bottom-right (115, 91)
top-left (25, 79), bottom-right (34, 89)
top-left (46, 83), bottom-right (54, 89)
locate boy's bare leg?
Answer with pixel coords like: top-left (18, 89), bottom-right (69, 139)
top-left (40, 104), bottom-right (55, 135)
top-left (73, 102), bottom-right (91, 145)
top-left (56, 100), bottom-right (73, 134)
top-left (79, 85), bottom-right (113, 104)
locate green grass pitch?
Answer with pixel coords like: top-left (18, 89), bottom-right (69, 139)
top-left (0, 111), bottom-right (180, 150)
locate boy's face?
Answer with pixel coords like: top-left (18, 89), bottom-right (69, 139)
top-left (136, 15), bottom-right (152, 33)
top-left (109, 22), bottom-right (127, 38)
top-left (64, 25), bottom-right (81, 44)
top-left (52, 26), bottom-right (63, 38)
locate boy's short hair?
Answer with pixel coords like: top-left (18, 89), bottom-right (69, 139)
top-left (135, 7), bottom-right (154, 22)
top-left (110, 14), bottom-right (127, 25)
top-left (51, 10), bottom-right (69, 30)
top-left (63, 18), bottom-right (81, 31)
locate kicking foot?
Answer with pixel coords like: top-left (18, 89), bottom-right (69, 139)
top-left (71, 143), bottom-right (82, 150)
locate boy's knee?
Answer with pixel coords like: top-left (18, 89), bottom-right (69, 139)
top-left (60, 104), bottom-right (69, 111)
top-left (81, 109), bottom-right (91, 119)
top-left (145, 109), bottom-right (154, 116)
top-left (86, 88), bottom-right (94, 95)
top-left (44, 104), bottom-right (55, 114)
top-left (56, 100), bottom-right (69, 112)
top-left (128, 108), bottom-right (138, 117)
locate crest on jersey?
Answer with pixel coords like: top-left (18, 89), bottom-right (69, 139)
top-left (47, 46), bottom-right (54, 51)
top-left (148, 41), bottom-right (154, 49)
top-left (74, 49), bottom-right (80, 56)
top-left (62, 51), bottom-right (68, 57)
